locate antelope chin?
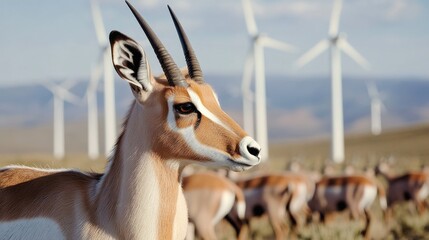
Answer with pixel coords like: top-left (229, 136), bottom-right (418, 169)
top-left (227, 158), bottom-right (256, 172)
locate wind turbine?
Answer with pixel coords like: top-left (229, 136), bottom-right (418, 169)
top-left (90, 0), bottom-right (116, 157)
top-left (86, 60), bottom-right (102, 160)
top-left (43, 81), bottom-right (80, 160)
top-left (366, 81), bottom-right (384, 135)
top-left (242, 0), bottom-right (296, 161)
top-left (295, 0), bottom-right (370, 163)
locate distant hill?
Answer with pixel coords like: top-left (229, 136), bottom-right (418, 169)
top-left (0, 75), bottom-right (428, 154)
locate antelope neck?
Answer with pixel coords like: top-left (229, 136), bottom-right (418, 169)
top-left (94, 102), bottom-right (187, 239)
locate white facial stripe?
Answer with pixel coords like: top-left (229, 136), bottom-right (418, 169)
top-left (167, 97), bottom-right (256, 171)
top-left (187, 89), bottom-right (236, 136)
top-left (167, 97), bottom-right (229, 161)
top-left (213, 92), bottom-right (220, 106)
top-left (167, 98), bottom-right (235, 165)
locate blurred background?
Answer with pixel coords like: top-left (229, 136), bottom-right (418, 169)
top-left (0, 0), bottom-right (428, 166)
top-left (1, 0), bottom-right (429, 238)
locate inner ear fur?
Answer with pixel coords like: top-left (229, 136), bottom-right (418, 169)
top-left (109, 30), bottom-right (153, 93)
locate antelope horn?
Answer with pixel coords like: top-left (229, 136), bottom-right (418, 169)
top-left (125, 1), bottom-right (188, 87)
top-left (168, 5), bottom-right (204, 84)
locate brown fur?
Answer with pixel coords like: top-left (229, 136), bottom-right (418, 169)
top-left (376, 163), bottom-right (429, 218)
top-left (229, 173), bottom-right (310, 240)
top-left (308, 175), bottom-right (384, 240)
top-left (0, 18), bottom-right (259, 238)
top-left (183, 172), bottom-right (245, 240)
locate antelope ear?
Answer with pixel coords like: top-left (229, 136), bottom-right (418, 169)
top-left (109, 30), bottom-right (155, 99)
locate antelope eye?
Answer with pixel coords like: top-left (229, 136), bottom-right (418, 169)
top-left (174, 102), bottom-right (196, 115)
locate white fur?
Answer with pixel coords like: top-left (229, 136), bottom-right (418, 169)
top-left (289, 183), bottom-right (307, 213)
top-left (112, 39), bottom-right (153, 93)
top-left (172, 186), bottom-right (189, 240)
top-left (0, 218), bottom-right (65, 240)
top-left (187, 89), bottom-right (234, 134)
top-left (212, 191), bottom-right (235, 225)
top-left (95, 154), bottom-right (115, 196)
top-left (117, 153), bottom-right (160, 239)
top-left (417, 183), bottom-right (429, 200)
top-left (380, 195), bottom-right (387, 210)
top-left (166, 97), bottom-right (258, 170)
top-left (0, 165), bottom-right (84, 174)
top-left (239, 136), bottom-right (261, 162)
top-left (359, 185), bottom-right (377, 211)
top-left (236, 201), bottom-right (246, 220)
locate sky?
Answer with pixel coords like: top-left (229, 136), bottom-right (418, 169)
top-left (0, 0), bottom-right (428, 86)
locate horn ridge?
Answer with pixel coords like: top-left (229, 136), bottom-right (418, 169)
top-left (167, 5), bottom-right (204, 84)
top-left (125, 0), bottom-right (188, 87)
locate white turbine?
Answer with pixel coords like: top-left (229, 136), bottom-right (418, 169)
top-left (90, 0), bottom-right (116, 157)
top-left (43, 81), bottom-right (80, 160)
top-left (295, 0), bottom-right (370, 163)
top-left (366, 81), bottom-right (384, 135)
top-left (86, 58), bottom-right (103, 160)
top-left (242, 0), bottom-right (296, 161)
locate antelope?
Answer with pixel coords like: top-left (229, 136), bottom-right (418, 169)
top-left (375, 162), bottom-right (429, 218)
top-left (0, 2), bottom-right (261, 239)
top-left (308, 175), bottom-right (387, 240)
top-left (227, 173), bottom-right (312, 240)
top-left (183, 172), bottom-right (246, 240)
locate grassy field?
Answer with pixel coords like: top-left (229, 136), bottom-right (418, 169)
top-left (1, 123), bottom-right (429, 239)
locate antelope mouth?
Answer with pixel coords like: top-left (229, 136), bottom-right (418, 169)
top-left (227, 158), bottom-right (257, 171)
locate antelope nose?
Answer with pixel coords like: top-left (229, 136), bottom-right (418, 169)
top-left (239, 136), bottom-right (261, 162)
top-left (247, 146), bottom-right (260, 158)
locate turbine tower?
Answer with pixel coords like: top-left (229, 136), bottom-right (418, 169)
top-left (43, 82), bottom-right (80, 160)
top-left (86, 59), bottom-right (103, 160)
top-left (91, 0), bottom-right (116, 157)
top-left (242, 0), bottom-right (296, 161)
top-left (366, 81), bottom-right (384, 135)
top-left (296, 0), bottom-right (370, 163)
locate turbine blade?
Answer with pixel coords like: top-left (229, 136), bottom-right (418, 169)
top-left (242, 0), bottom-right (258, 35)
top-left (260, 36), bottom-right (297, 52)
top-left (91, 0), bottom-right (107, 46)
top-left (41, 82), bottom-right (56, 93)
top-left (60, 79), bottom-right (78, 90)
top-left (295, 39), bottom-right (329, 68)
top-left (59, 88), bottom-right (81, 104)
top-left (365, 81), bottom-right (379, 98)
top-left (329, 0), bottom-right (343, 37)
top-left (337, 38), bottom-right (370, 70)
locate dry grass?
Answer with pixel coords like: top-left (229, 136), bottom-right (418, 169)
top-left (1, 123), bottom-right (429, 239)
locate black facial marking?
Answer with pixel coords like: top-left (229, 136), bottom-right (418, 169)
top-left (194, 111), bottom-right (202, 130)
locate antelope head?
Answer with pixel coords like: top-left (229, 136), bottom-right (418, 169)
top-left (109, 2), bottom-right (261, 171)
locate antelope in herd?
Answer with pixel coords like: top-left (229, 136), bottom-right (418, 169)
top-left (227, 173), bottom-right (312, 240)
top-left (308, 175), bottom-right (387, 240)
top-left (375, 162), bottom-right (429, 218)
top-left (182, 172), bottom-right (246, 240)
top-left (0, 2), bottom-right (261, 239)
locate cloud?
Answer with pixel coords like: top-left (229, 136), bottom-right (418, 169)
top-left (259, 1), bottom-right (327, 19)
top-left (384, 0), bottom-right (421, 21)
